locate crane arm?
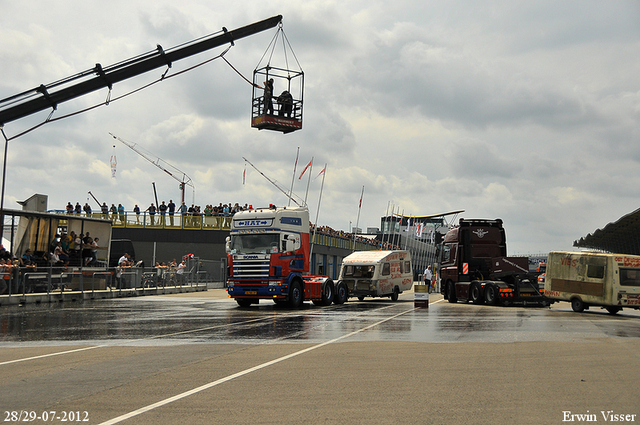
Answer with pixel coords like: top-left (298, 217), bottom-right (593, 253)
top-left (0, 15), bottom-right (282, 126)
top-left (110, 133), bottom-right (194, 189)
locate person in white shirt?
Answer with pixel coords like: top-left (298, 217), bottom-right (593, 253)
top-left (424, 265), bottom-right (433, 292)
top-left (176, 260), bottom-right (186, 285)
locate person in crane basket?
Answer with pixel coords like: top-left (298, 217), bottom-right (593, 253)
top-left (277, 90), bottom-right (293, 118)
top-left (263, 78), bottom-right (274, 115)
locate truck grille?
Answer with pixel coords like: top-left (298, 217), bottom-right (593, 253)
top-left (232, 256), bottom-right (270, 278)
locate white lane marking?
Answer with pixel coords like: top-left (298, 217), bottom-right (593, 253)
top-left (0, 346), bottom-right (104, 366)
top-left (97, 306), bottom-right (416, 425)
top-left (0, 298), bottom-right (445, 366)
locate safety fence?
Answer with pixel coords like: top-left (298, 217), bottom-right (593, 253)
top-left (0, 257), bottom-right (225, 298)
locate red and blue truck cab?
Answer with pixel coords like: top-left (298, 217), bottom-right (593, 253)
top-left (226, 205), bottom-right (346, 307)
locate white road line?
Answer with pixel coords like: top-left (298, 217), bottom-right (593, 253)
top-left (1, 298), bottom-right (444, 367)
top-left (97, 306), bottom-right (416, 425)
top-left (0, 346), bottom-right (105, 366)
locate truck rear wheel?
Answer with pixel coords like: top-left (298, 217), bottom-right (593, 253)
top-left (484, 285), bottom-right (498, 306)
top-left (447, 281), bottom-right (457, 303)
top-left (470, 284), bottom-right (484, 305)
top-left (334, 282), bottom-right (347, 304)
top-left (289, 280), bottom-right (303, 308)
top-left (313, 280), bottom-right (334, 306)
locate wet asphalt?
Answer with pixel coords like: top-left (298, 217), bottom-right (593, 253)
top-left (2, 288), bottom-right (640, 345)
top-left (2, 289), bottom-right (640, 425)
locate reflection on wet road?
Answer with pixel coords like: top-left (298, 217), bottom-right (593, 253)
top-left (2, 292), bottom-right (640, 347)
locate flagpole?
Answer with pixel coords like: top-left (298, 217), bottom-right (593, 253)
top-left (303, 157), bottom-right (313, 206)
top-left (382, 201), bottom-right (390, 249)
top-left (390, 205), bottom-right (399, 249)
top-left (309, 163), bottom-right (327, 264)
top-left (351, 185), bottom-right (364, 251)
top-left (288, 147), bottom-right (299, 206)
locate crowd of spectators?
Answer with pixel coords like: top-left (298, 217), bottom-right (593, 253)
top-left (59, 201), bottom-right (397, 250)
top-left (311, 224), bottom-right (400, 250)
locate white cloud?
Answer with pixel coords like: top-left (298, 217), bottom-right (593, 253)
top-left (1, 0), bottom-right (639, 254)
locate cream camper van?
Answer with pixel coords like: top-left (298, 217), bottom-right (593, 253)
top-left (545, 251), bottom-right (640, 314)
top-left (338, 250), bottom-right (413, 301)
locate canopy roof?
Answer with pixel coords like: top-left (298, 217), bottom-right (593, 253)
top-left (573, 207), bottom-right (640, 254)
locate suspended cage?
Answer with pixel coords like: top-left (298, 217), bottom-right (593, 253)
top-left (251, 23), bottom-right (304, 134)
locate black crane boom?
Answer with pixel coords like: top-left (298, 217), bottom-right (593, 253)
top-left (0, 15), bottom-right (282, 126)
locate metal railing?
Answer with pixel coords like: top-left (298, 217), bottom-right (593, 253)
top-left (46, 211), bottom-right (383, 251)
top-left (48, 210), bottom-right (233, 231)
top-left (0, 257), bottom-right (220, 300)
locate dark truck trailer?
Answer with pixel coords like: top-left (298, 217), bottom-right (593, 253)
top-left (439, 218), bottom-right (546, 306)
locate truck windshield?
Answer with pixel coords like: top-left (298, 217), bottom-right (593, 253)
top-left (229, 234), bottom-right (280, 254)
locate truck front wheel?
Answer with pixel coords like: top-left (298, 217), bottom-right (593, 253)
top-left (236, 299), bottom-right (253, 308)
top-left (447, 281), bottom-right (457, 303)
top-left (289, 280), bottom-right (303, 308)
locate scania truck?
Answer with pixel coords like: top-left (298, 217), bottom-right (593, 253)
top-left (226, 205), bottom-right (348, 307)
top-left (439, 218), bottom-right (545, 306)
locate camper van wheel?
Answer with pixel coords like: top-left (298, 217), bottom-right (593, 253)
top-left (484, 285), bottom-right (498, 306)
top-left (605, 306), bottom-right (621, 315)
top-left (571, 298), bottom-right (585, 313)
top-left (390, 286), bottom-right (399, 301)
top-left (447, 281), bottom-right (458, 303)
top-left (334, 282), bottom-right (347, 305)
top-left (289, 280), bottom-right (303, 308)
top-left (470, 284), bottom-right (484, 305)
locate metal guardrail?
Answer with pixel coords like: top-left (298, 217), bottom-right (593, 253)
top-left (1, 260), bottom-right (215, 299)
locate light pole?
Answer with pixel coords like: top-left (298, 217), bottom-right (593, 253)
top-left (0, 125), bottom-right (8, 243)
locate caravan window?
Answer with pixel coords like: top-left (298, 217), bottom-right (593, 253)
top-left (620, 268), bottom-right (640, 287)
top-left (344, 265), bottom-right (374, 278)
top-left (382, 263), bottom-right (390, 276)
top-left (586, 264), bottom-right (605, 279)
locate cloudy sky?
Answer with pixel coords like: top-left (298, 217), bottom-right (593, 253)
top-left (1, 1), bottom-right (639, 255)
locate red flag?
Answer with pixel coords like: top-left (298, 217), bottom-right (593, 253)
top-left (298, 159), bottom-right (313, 179)
top-left (314, 167), bottom-right (325, 180)
top-left (242, 168), bottom-right (246, 185)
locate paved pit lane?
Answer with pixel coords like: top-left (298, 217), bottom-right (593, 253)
top-left (2, 289), bottom-right (640, 346)
top-left (1, 289), bottom-right (639, 425)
